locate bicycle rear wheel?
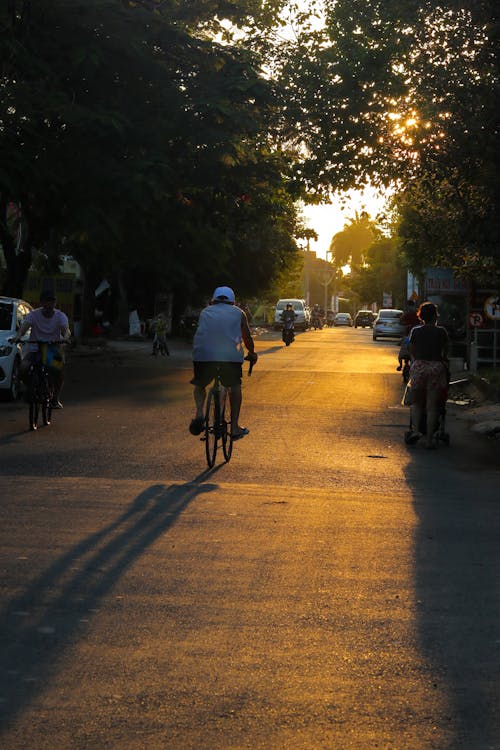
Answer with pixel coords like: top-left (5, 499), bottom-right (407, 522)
top-left (28, 368), bottom-right (40, 430)
top-left (41, 371), bottom-right (53, 425)
top-left (42, 400), bottom-right (52, 426)
top-left (221, 393), bottom-right (233, 462)
top-left (204, 389), bottom-right (219, 468)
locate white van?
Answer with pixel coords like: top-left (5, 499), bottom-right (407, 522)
top-left (273, 299), bottom-right (310, 331)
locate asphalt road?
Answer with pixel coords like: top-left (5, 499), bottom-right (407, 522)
top-left (0, 327), bottom-right (498, 749)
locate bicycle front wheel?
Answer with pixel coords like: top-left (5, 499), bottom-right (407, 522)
top-left (221, 393), bottom-right (233, 462)
top-left (42, 373), bottom-right (53, 425)
top-left (204, 389), bottom-right (219, 468)
top-left (29, 401), bottom-right (39, 431)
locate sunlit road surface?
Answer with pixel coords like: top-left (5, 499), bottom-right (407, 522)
top-left (0, 327), bottom-right (498, 749)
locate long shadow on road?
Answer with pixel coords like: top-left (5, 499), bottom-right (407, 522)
top-left (404, 442), bottom-right (499, 749)
top-left (0, 473), bottom-right (218, 732)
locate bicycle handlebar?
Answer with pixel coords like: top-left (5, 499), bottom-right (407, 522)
top-left (8, 338), bottom-right (69, 345)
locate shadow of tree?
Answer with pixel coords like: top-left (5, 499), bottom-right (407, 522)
top-left (404, 454), bottom-right (499, 748)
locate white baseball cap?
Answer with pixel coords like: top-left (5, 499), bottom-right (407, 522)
top-left (212, 286), bottom-right (235, 303)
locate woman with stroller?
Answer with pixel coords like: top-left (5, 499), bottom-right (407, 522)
top-left (408, 302), bottom-right (449, 448)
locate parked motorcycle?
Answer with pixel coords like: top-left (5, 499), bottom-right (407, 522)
top-left (152, 334), bottom-right (170, 357)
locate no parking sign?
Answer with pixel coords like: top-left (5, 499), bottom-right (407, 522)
top-left (469, 312), bottom-right (483, 327)
top-left (484, 295), bottom-right (500, 321)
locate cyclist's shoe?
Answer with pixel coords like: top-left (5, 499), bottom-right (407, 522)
top-left (50, 399), bottom-right (63, 409)
top-left (406, 431), bottom-right (421, 444)
top-left (189, 417), bottom-right (204, 435)
top-left (232, 427), bottom-right (249, 440)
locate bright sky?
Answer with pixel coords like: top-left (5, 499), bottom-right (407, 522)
top-left (300, 187), bottom-right (390, 260)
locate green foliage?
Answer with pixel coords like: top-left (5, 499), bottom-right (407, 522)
top-left (328, 212), bottom-right (375, 267)
top-left (4, 0), bottom-right (497, 308)
top-left (393, 167), bottom-right (500, 282)
top-left (278, 0), bottom-right (499, 273)
top-left (265, 249), bottom-right (305, 301)
top-left (349, 235), bottom-right (405, 309)
top-left (0, 0), bottom-right (306, 306)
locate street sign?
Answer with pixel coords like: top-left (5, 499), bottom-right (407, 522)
top-left (469, 312), bottom-right (483, 327)
top-left (484, 295), bottom-right (500, 321)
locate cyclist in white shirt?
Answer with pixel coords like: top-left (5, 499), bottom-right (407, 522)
top-left (189, 286), bottom-right (257, 440)
top-left (14, 289), bottom-right (71, 408)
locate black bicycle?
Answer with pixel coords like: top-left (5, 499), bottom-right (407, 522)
top-left (25, 341), bottom-right (65, 431)
top-left (152, 333), bottom-right (169, 357)
top-left (203, 356), bottom-right (254, 468)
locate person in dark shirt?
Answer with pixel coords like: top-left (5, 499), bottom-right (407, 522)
top-left (280, 303), bottom-right (296, 326)
top-left (408, 302), bottom-right (449, 448)
top-left (280, 303), bottom-right (296, 345)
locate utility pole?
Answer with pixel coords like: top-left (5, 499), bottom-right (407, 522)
top-left (326, 246), bottom-right (337, 313)
top-left (321, 265), bottom-right (335, 313)
top-left (305, 235), bottom-right (310, 306)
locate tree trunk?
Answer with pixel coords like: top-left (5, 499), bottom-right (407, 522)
top-left (0, 199), bottom-right (33, 297)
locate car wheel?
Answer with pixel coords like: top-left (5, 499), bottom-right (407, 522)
top-left (9, 357), bottom-right (21, 401)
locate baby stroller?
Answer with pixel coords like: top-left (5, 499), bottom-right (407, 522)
top-left (403, 370), bottom-right (450, 447)
top-left (396, 335), bottom-right (411, 384)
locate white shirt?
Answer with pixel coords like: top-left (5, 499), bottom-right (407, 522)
top-left (25, 308), bottom-right (70, 352)
top-left (192, 303), bottom-right (244, 362)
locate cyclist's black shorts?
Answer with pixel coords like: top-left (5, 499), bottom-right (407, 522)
top-left (191, 361), bottom-right (242, 388)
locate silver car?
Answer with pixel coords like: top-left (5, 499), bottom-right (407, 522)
top-left (372, 308), bottom-right (405, 340)
top-left (333, 312), bottom-right (353, 327)
top-left (0, 296), bottom-right (33, 400)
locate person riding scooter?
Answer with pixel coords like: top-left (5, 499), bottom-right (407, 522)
top-left (311, 304), bottom-right (323, 329)
top-left (280, 303), bottom-right (296, 345)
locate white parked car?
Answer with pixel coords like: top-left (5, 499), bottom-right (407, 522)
top-left (0, 296), bottom-right (33, 400)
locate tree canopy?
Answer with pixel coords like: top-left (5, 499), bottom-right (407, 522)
top-left (349, 234), bottom-right (406, 310)
top-left (278, 0), bottom-right (499, 275)
top-left (1, 0), bottom-right (498, 317)
top-left (0, 0), bottom-right (304, 307)
top-left (328, 211), bottom-right (375, 268)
